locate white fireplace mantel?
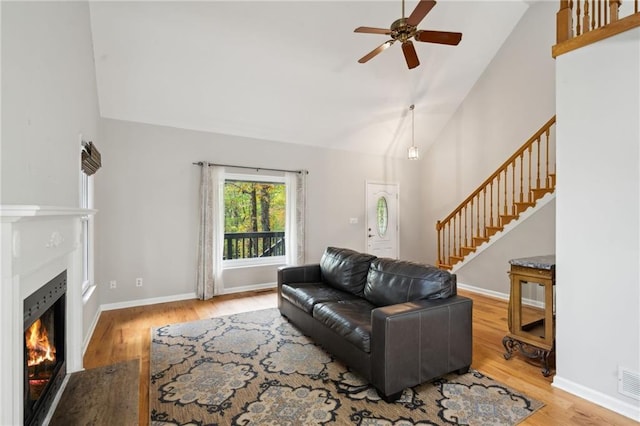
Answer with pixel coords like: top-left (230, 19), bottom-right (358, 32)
top-left (1, 205), bottom-right (95, 425)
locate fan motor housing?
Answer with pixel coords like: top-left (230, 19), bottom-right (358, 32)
top-left (390, 18), bottom-right (417, 42)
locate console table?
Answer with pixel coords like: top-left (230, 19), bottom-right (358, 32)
top-left (502, 255), bottom-right (555, 376)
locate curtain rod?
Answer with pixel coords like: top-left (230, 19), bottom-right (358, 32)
top-left (192, 161), bottom-right (308, 175)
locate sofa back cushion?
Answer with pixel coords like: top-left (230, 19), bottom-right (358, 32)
top-left (320, 247), bottom-right (376, 296)
top-left (363, 258), bottom-right (456, 306)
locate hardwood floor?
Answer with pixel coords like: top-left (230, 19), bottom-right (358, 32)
top-left (83, 289), bottom-right (637, 426)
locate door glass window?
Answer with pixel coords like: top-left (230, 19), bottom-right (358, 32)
top-left (376, 196), bottom-right (388, 236)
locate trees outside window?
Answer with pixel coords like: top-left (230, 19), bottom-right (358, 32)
top-left (223, 174), bottom-right (286, 262)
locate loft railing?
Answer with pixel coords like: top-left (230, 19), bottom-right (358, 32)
top-left (224, 231), bottom-right (285, 260)
top-left (554, 0), bottom-right (640, 57)
top-left (436, 116), bottom-right (556, 269)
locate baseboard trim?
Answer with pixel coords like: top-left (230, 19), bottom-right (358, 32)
top-left (457, 282), bottom-right (509, 301)
top-left (221, 282), bottom-right (276, 295)
top-left (553, 375), bottom-right (640, 422)
top-left (82, 308), bottom-right (102, 356)
top-left (99, 283), bottom-right (277, 312)
top-left (100, 292), bottom-right (197, 311)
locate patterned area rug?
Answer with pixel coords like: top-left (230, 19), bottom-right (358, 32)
top-left (150, 308), bottom-right (543, 425)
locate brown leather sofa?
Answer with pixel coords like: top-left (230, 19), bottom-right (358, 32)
top-left (277, 247), bottom-right (473, 402)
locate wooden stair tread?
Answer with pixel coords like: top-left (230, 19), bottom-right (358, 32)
top-left (500, 214), bottom-right (519, 226)
top-left (485, 226), bottom-right (503, 237)
top-left (438, 263), bottom-right (453, 270)
top-left (460, 246), bottom-right (476, 255)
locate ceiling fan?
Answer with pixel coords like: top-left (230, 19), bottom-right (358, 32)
top-left (354, 0), bottom-right (462, 69)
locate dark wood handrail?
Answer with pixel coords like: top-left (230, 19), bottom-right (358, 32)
top-left (436, 116), bottom-right (556, 230)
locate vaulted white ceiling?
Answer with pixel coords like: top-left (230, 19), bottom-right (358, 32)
top-left (89, 1), bottom-right (529, 158)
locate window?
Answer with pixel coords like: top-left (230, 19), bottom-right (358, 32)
top-left (223, 173), bottom-right (286, 267)
top-left (80, 170), bottom-right (94, 299)
top-left (80, 139), bottom-right (100, 303)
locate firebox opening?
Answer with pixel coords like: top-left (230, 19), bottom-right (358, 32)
top-left (23, 270), bottom-right (67, 426)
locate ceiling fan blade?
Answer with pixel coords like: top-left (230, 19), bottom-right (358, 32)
top-left (415, 30), bottom-right (462, 45)
top-left (358, 40), bottom-right (394, 63)
top-left (402, 41), bottom-right (420, 69)
top-left (354, 26), bottom-right (392, 35)
top-left (406, 0), bottom-right (437, 27)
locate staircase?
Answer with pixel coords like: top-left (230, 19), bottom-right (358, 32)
top-left (436, 116), bottom-right (556, 270)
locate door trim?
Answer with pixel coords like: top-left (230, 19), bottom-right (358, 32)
top-left (365, 181), bottom-right (399, 259)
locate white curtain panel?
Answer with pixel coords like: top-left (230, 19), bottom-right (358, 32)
top-left (211, 166), bottom-right (225, 295)
top-left (196, 163), bottom-right (214, 300)
top-left (285, 171), bottom-right (307, 266)
top-left (196, 164), bottom-right (225, 300)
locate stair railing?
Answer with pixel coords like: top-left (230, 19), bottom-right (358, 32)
top-left (554, 0), bottom-right (640, 57)
top-left (436, 116), bottom-right (556, 269)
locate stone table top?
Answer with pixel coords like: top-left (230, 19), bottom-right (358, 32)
top-left (508, 255), bottom-right (555, 270)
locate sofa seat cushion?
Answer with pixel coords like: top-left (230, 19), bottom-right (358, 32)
top-left (320, 247), bottom-right (377, 296)
top-left (281, 283), bottom-right (359, 314)
top-left (312, 299), bottom-right (374, 353)
top-left (364, 258), bottom-right (456, 306)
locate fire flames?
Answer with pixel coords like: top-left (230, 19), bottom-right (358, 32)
top-left (26, 318), bottom-right (56, 367)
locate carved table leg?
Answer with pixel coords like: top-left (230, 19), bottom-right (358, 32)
top-left (502, 335), bottom-right (554, 376)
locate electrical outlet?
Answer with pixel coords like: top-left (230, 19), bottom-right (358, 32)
top-left (110, 280), bottom-right (117, 289)
top-left (136, 278), bottom-right (143, 287)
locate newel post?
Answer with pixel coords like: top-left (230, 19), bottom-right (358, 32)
top-left (609, 0), bottom-right (621, 22)
top-left (557, 0), bottom-right (573, 43)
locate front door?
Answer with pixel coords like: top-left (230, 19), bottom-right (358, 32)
top-left (365, 182), bottom-right (399, 259)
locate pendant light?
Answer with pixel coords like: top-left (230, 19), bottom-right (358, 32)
top-left (407, 104), bottom-right (419, 160)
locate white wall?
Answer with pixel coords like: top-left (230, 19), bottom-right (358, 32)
top-left (457, 197), bottom-right (556, 296)
top-left (1, 2), bottom-right (101, 348)
top-left (1, 2), bottom-right (100, 206)
top-left (95, 118), bottom-right (425, 305)
top-left (420, 1), bottom-right (557, 271)
top-left (555, 28), bottom-right (640, 420)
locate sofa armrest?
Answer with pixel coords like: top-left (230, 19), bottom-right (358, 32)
top-left (277, 264), bottom-right (322, 309)
top-left (370, 295), bottom-right (473, 396)
top-left (277, 264), bottom-right (322, 287)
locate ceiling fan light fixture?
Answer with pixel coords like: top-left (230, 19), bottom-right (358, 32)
top-left (408, 104), bottom-right (419, 160)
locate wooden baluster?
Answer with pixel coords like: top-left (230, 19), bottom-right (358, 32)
top-left (534, 139), bottom-right (540, 191)
top-left (610, 0), bottom-right (620, 22)
top-left (545, 128), bottom-right (551, 187)
top-left (436, 221), bottom-right (441, 265)
top-left (557, 0), bottom-right (574, 42)
top-left (483, 187), bottom-right (487, 236)
top-left (605, 0), bottom-right (608, 24)
top-left (583, 0), bottom-right (591, 32)
top-left (576, 0), bottom-right (581, 36)
top-left (458, 211), bottom-right (463, 255)
top-left (512, 162), bottom-right (518, 214)
top-left (591, 0), bottom-right (595, 30)
top-left (636, 0), bottom-right (639, 15)
top-left (453, 215), bottom-right (457, 258)
top-left (528, 145), bottom-right (533, 202)
top-left (490, 181), bottom-right (494, 227)
top-left (446, 222), bottom-right (450, 265)
top-left (475, 195), bottom-right (480, 237)
top-left (463, 206), bottom-right (468, 249)
top-left (598, 0), bottom-right (602, 27)
top-left (496, 173), bottom-right (506, 220)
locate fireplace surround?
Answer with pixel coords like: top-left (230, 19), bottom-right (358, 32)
top-left (1, 205), bottom-right (95, 425)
